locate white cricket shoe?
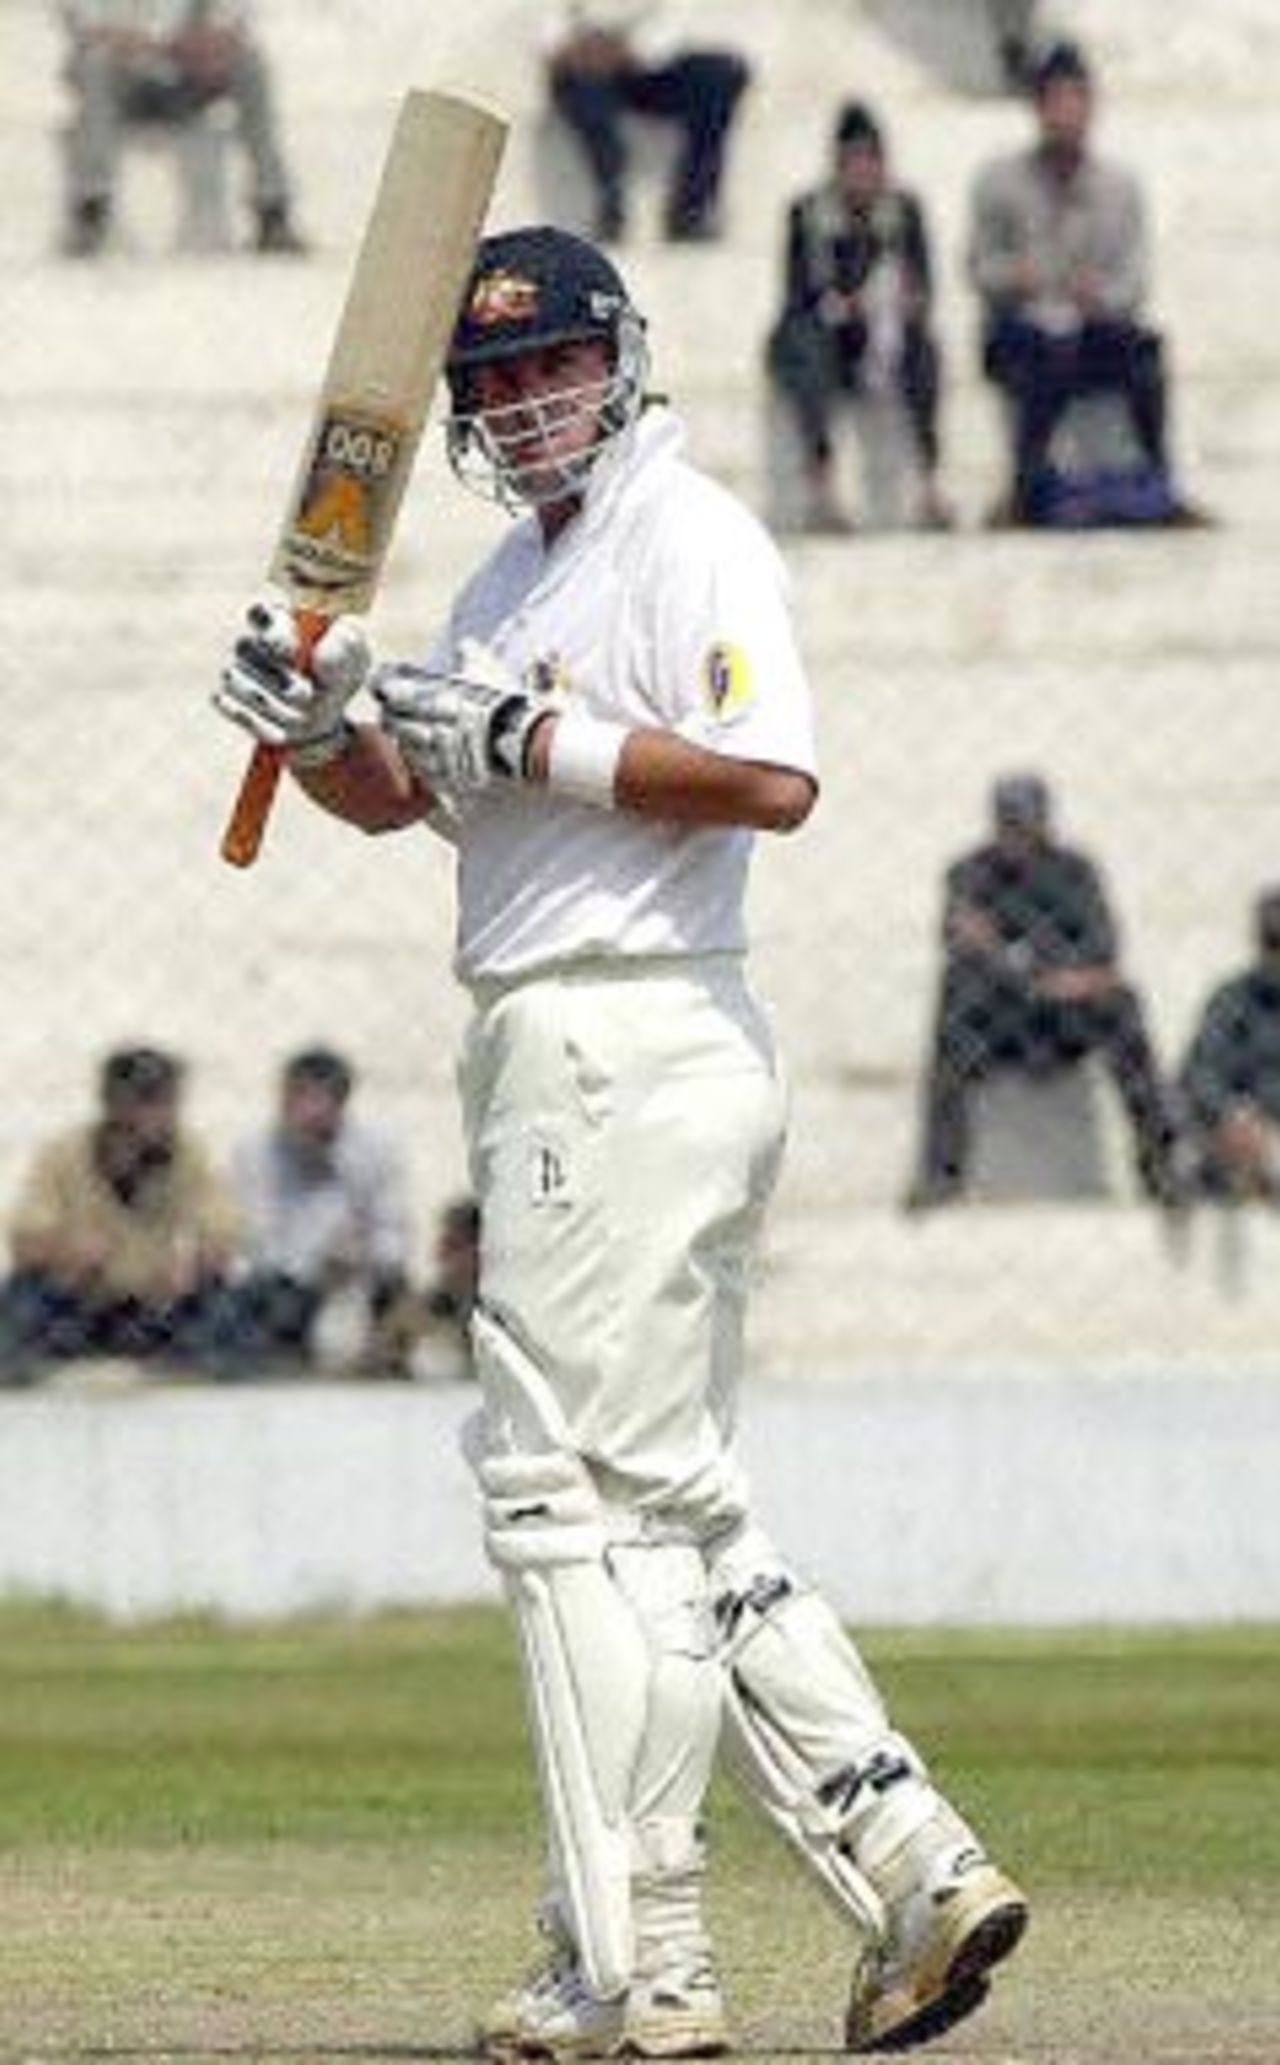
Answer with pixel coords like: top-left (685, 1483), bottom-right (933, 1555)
top-left (844, 1809), bottom-right (1028, 2053)
top-left (624, 1946), bottom-right (729, 2057)
top-left (479, 1947), bottom-right (624, 2060)
top-left (480, 1947), bottom-right (728, 2060)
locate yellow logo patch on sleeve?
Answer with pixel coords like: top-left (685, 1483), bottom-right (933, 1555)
top-left (703, 642), bottom-right (755, 722)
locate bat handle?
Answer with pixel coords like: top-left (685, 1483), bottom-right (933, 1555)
top-left (219, 608), bottom-right (331, 869)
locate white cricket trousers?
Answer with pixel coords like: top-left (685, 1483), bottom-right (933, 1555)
top-left (460, 954), bottom-right (787, 1536)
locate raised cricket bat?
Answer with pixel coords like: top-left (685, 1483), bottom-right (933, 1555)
top-left (220, 86), bottom-right (507, 867)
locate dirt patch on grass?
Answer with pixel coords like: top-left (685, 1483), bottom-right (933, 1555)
top-left (1, 1849), bottom-right (1276, 2062)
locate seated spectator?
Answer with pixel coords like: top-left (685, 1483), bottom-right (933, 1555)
top-left (541, 2), bottom-right (750, 243)
top-left (1179, 888), bottom-right (1280, 1202)
top-left (766, 99), bottom-right (950, 534)
top-left (0, 1046), bottom-right (244, 1385)
top-left (967, 40), bottom-right (1202, 527)
top-left (904, 774), bottom-right (1183, 1211)
top-left (61, 0), bottom-right (307, 257)
top-left (229, 1047), bottom-right (413, 1375)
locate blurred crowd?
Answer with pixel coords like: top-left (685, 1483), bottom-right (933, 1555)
top-left (902, 789), bottom-right (1280, 1217)
top-left (21, 0), bottom-right (1266, 1392)
top-left (0, 1044), bottom-right (480, 1387)
top-left (2, 862), bottom-right (1277, 1387)
top-left (54, 0), bottom-right (1208, 533)
top-left (765, 36), bottom-right (1206, 533)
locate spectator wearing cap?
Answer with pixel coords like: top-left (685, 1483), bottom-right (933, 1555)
top-left (0, 1046), bottom-right (244, 1384)
top-left (765, 99), bottom-right (950, 533)
top-left (540, 1), bottom-right (750, 243)
top-left (967, 40), bottom-right (1202, 526)
top-left (904, 775), bottom-right (1182, 1210)
top-left (229, 1047), bottom-right (414, 1374)
top-left (1179, 889), bottom-right (1280, 1202)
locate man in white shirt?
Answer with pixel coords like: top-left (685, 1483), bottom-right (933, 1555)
top-left (214, 225), bottom-right (1026, 2057)
top-left (967, 38), bottom-right (1203, 526)
top-left (230, 1047), bottom-right (412, 1374)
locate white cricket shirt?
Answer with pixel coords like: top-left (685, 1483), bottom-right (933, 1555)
top-left (428, 408), bottom-right (818, 983)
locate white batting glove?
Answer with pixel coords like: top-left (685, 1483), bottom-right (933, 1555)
top-left (374, 638), bottom-right (550, 801)
top-left (212, 597), bottom-right (373, 767)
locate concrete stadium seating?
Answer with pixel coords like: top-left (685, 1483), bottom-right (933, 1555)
top-left (969, 1056), bottom-right (1122, 1202)
top-left (1, 0), bottom-right (1278, 1389)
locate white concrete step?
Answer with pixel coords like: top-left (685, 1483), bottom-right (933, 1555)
top-left (751, 1203), bottom-right (1280, 1378)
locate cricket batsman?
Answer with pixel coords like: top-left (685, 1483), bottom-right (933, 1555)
top-left (214, 225), bottom-right (1028, 2056)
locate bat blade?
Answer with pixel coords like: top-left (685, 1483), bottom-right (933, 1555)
top-left (220, 87), bottom-right (507, 868)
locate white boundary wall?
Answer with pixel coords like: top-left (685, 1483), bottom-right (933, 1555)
top-left (1, 1372), bottom-right (1277, 1625)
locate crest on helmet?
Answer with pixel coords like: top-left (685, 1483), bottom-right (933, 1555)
top-left (469, 269), bottom-right (540, 327)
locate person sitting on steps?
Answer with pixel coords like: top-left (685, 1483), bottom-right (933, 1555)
top-left (904, 774), bottom-right (1184, 1212)
top-left (766, 99), bottom-right (950, 534)
top-left (967, 39), bottom-right (1206, 527)
top-left (60, 0), bottom-right (308, 257)
top-left (541, 1), bottom-right (750, 244)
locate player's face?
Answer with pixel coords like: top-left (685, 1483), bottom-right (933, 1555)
top-left (470, 338), bottom-right (616, 504)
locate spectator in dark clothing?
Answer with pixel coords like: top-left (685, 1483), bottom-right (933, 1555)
top-left (542, 3), bottom-right (750, 243)
top-left (905, 775), bottom-right (1182, 1210)
top-left (0, 1046), bottom-right (245, 1385)
top-left (967, 40), bottom-right (1200, 527)
top-left (767, 100), bottom-right (949, 534)
top-left (1180, 888), bottom-right (1280, 1202)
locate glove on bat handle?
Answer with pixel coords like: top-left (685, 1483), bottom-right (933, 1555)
top-left (220, 608), bottom-right (330, 868)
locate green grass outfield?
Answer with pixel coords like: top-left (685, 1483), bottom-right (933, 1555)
top-left (1, 1607), bottom-right (1277, 2061)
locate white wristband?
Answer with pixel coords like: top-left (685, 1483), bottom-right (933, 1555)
top-left (546, 708), bottom-right (628, 808)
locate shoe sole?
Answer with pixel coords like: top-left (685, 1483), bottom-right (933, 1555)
top-left (847, 1879), bottom-right (1029, 2054)
top-left (483, 2034), bottom-right (726, 2063)
top-left (481, 2036), bottom-right (618, 2062)
top-left (481, 2012), bottom-right (728, 2063)
top-left (621, 2018), bottom-right (730, 2059)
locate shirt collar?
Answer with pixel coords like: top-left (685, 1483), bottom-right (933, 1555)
top-left (552, 405), bottom-right (686, 553)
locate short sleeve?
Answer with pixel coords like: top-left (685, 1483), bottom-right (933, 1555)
top-left (641, 485), bottom-right (818, 780)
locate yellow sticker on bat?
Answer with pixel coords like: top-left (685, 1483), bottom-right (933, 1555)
top-left (703, 641), bottom-right (755, 722)
top-left (276, 404), bottom-right (409, 604)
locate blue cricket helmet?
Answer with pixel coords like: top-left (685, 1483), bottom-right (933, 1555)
top-left (444, 225), bottom-right (650, 510)
top-left (448, 226), bottom-right (639, 385)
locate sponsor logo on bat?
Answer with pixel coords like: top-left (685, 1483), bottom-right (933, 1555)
top-left (276, 405), bottom-right (409, 597)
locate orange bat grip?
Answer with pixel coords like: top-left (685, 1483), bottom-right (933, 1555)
top-left (219, 609), bottom-right (331, 868)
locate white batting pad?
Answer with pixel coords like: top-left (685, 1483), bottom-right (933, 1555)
top-left (708, 1524), bottom-right (935, 1937)
top-left (471, 1309), bottom-right (646, 1995)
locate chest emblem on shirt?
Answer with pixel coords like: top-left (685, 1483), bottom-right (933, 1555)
top-left (526, 652), bottom-right (573, 702)
top-left (703, 642), bottom-right (755, 722)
